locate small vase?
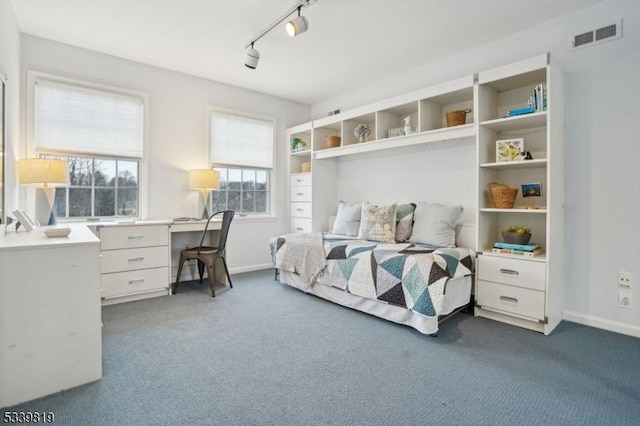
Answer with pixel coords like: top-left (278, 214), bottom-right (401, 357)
top-left (502, 232), bottom-right (532, 245)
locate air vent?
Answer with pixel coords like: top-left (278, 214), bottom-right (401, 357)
top-left (571, 20), bottom-right (622, 50)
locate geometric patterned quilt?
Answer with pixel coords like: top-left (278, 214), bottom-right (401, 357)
top-left (272, 234), bottom-right (474, 319)
top-left (317, 238), bottom-right (474, 318)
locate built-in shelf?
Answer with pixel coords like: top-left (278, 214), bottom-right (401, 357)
top-left (481, 112), bottom-right (547, 132)
top-left (480, 208), bottom-right (547, 213)
top-left (480, 251), bottom-right (547, 262)
top-left (480, 159), bottom-right (547, 170)
top-left (291, 149), bottom-right (312, 156)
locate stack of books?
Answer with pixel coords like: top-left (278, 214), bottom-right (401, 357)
top-left (492, 241), bottom-right (542, 257)
top-left (504, 82), bottom-right (547, 117)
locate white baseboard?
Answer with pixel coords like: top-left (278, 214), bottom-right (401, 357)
top-left (229, 263), bottom-right (273, 275)
top-left (563, 310), bottom-right (640, 338)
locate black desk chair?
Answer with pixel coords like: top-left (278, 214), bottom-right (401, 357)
top-left (173, 210), bottom-right (234, 297)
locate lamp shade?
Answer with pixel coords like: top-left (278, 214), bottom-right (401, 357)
top-left (189, 169), bottom-right (220, 190)
top-left (18, 158), bottom-right (68, 187)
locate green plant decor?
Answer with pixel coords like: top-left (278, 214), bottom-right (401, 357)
top-left (504, 225), bottom-right (531, 234)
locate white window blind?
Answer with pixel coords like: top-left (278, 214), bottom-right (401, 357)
top-left (210, 113), bottom-right (273, 169)
top-left (35, 78), bottom-right (144, 158)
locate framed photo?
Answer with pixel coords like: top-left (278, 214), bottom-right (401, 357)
top-left (12, 209), bottom-right (38, 231)
top-left (521, 183), bottom-right (542, 197)
top-left (496, 138), bottom-right (525, 162)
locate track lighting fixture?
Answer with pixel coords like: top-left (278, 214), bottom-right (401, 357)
top-left (243, 0), bottom-right (317, 69)
top-left (245, 44), bottom-right (260, 69)
top-left (286, 7), bottom-right (309, 37)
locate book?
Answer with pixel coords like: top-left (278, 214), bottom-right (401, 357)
top-left (492, 247), bottom-right (542, 258)
top-left (493, 242), bottom-right (540, 251)
top-left (506, 105), bottom-right (535, 117)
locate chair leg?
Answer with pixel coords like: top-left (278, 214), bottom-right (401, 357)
top-left (205, 260), bottom-right (216, 297)
top-left (197, 260), bottom-right (205, 283)
top-left (220, 256), bottom-right (233, 288)
top-left (174, 254), bottom-right (186, 294)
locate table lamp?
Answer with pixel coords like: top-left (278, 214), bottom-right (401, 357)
top-left (18, 158), bottom-right (68, 225)
top-left (189, 169), bottom-right (220, 219)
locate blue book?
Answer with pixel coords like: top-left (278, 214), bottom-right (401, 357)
top-left (507, 106), bottom-right (535, 116)
top-left (493, 242), bottom-right (540, 251)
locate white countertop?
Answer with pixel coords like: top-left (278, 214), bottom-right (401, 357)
top-left (0, 223), bottom-right (100, 251)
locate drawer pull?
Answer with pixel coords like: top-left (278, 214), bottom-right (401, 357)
top-left (128, 257), bottom-right (145, 262)
top-left (296, 193), bottom-right (304, 196)
top-left (296, 227), bottom-right (304, 231)
top-left (128, 235), bottom-right (144, 240)
top-left (499, 295), bottom-right (518, 304)
top-left (296, 179), bottom-right (304, 183)
top-left (129, 279), bottom-right (145, 285)
top-left (296, 208), bottom-right (304, 212)
top-left (499, 268), bottom-right (519, 276)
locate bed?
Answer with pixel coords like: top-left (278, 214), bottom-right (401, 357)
top-left (270, 202), bottom-right (476, 335)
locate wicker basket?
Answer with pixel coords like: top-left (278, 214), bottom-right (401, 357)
top-left (446, 109), bottom-right (471, 127)
top-left (325, 135), bottom-right (341, 148)
top-left (488, 183), bottom-right (518, 208)
top-left (301, 161), bottom-right (312, 173)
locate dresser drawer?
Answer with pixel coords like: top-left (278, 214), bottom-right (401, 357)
top-left (477, 280), bottom-right (545, 321)
top-left (101, 246), bottom-right (169, 274)
top-left (290, 218), bottom-right (312, 234)
top-left (290, 186), bottom-right (312, 202)
top-left (99, 225), bottom-right (169, 250)
top-left (290, 173), bottom-right (311, 187)
top-left (478, 255), bottom-right (545, 291)
top-left (290, 202), bottom-right (312, 218)
top-left (101, 267), bottom-right (169, 298)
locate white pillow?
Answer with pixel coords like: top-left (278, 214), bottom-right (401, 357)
top-left (409, 202), bottom-right (463, 247)
top-left (357, 202), bottom-right (397, 243)
top-left (331, 201), bottom-right (362, 236)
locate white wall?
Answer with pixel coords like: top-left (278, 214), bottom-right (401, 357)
top-left (0, 0), bottom-right (20, 228)
top-left (311, 0), bottom-right (640, 336)
top-left (19, 35), bottom-right (310, 272)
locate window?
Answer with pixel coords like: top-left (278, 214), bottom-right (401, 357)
top-left (31, 73), bottom-right (145, 219)
top-left (210, 111), bottom-right (274, 215)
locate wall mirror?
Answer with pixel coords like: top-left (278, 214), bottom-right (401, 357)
top-left (0, 65), bottom-right (6, 226)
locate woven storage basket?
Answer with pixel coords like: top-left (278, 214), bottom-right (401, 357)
top-left (325, 135), bottom-right (341, 148)
top-left (446, 109), bottom-right (471, 127)
top-left (488, 183), bottom-right (518, 208)
top-left (301, 161), bottom-right (312, 173)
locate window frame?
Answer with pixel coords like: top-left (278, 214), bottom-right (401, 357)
top-left (26, 71), bottom-right (149, 221)
top-left (207, 107), bottom-right (276, 219)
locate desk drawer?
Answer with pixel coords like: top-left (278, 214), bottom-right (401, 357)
top-left (290, 174), bottom-right (311, 187)
top-left (477, 280), bottom-right (545, 321)
top-left (290, 186), bottom-right (311, 202)
top-left (101, 246), bottom-right (169, 274)
top-left (290, 202), bottom-right (312, 218)
top-left (290, 218), bottom-right (312, 234)
top-left (101, 267), bottom-right (169, 298)
top-left (478, 255), bottom-right (545, 291)
top-left (99, 225), bottom-right (168, 250)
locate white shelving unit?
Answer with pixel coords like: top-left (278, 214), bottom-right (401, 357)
top-left (474, 53), bottom-right (564, 335)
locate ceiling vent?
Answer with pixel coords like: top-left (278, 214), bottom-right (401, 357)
top-left (572, 20), bottom-right (622, 50)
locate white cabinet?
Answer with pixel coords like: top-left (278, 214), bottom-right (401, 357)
top-left (474, 54), bottom-right (564, 335)
top-left (0, 225), bottom-right (102, 408)
top-left (95, 224), bottom-right (170, 304)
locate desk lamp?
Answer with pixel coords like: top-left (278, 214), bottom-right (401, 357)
top-left (189, 169), bottom-right (220, 219)
top-left (18, 158), bottom-right (68, 225)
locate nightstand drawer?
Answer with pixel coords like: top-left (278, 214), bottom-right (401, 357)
top-left (290, 173), bottom-right (311, 187)
top-left (477, 280), bottom-right (545, 321)
top-left (290, 186), bottom-right (311, 202)
top-left (290, 202), bottom-right (312, 218)
top-left (101, 246), bottom-right (169, 274)
top-left (290, 218), bottom-right (312, 234)
top-left (101, 267), bottom-right (169, 298)
top-left (99, 225), bottom-right (169, 250)
top-left (478, 255), bottom-right (545, 291)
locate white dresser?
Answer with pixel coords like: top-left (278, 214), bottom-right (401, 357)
top-left (289, 173), bottom-right (312, 234)
top-left (94, 223), bottom-right (170, 305)
top-left (0, 225), bottom-right (102, 408)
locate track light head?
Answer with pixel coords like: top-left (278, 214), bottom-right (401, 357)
top-left (245, 47), bottom-right (260, 69)
top-left (286, 15), bottom-right (309, 37)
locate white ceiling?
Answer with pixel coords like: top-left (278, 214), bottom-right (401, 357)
top-left (10, 0), bottom-right (605, 105)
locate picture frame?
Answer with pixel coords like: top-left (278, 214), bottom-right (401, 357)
top-left (521, 182), bottom-right (542, 197)
top-left (12, 209), bottom-right (38, 231)
top-left (496, 138), bottom-right (525, 162)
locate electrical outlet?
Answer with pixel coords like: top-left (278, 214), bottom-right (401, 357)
top-left (618, 289), bottom-right (632, 309)
top-left (618, 271), bottom-right (632, 289)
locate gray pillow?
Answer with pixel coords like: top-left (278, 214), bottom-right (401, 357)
top-left (395, 203), bottom-right (416, 242)
top-left (331, 201), bottom-right (362, 236)
top-left (409, 202), bottom-right (463, 247)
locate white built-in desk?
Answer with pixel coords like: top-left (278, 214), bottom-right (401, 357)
top-left (0, 224), bottom-right (102, 408)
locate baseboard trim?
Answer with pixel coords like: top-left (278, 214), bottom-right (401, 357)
top-left (563, 311), bottom-right (640, 338)
top-left (229, 263), bottom-right (273, 275)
